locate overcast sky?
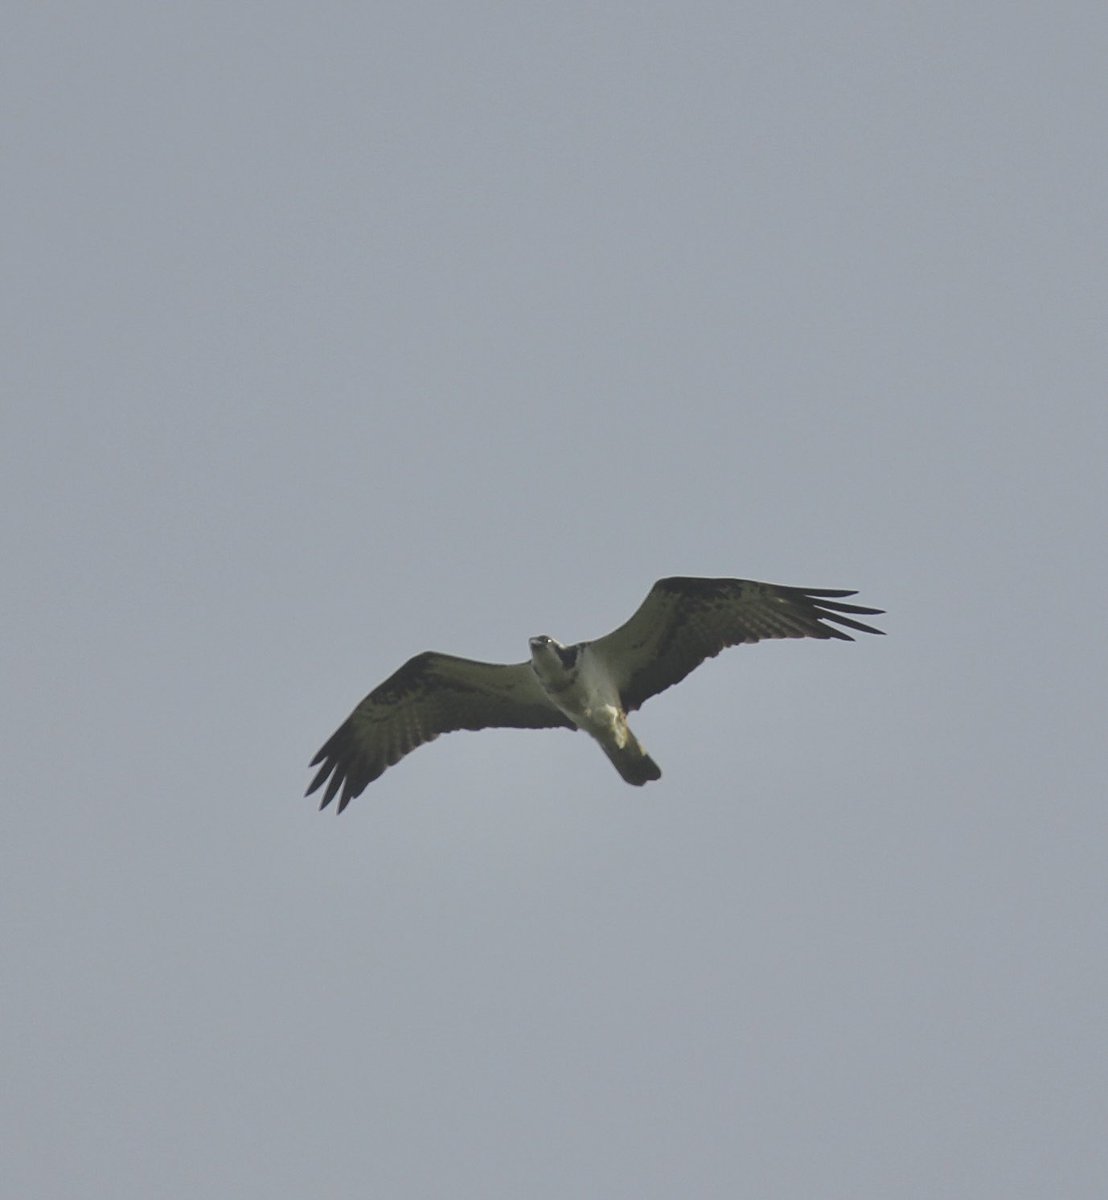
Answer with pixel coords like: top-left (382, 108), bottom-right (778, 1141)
top-left (5, 3), bottom-right (1107, 1197)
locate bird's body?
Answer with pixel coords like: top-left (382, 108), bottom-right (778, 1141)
top-left (307, 576), bottom-right (884, 812)
top-left (528, 635), bottom-right (661, 785)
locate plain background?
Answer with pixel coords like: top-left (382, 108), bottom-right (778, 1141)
top-left (5, 4), bottom-right (1106, 1197)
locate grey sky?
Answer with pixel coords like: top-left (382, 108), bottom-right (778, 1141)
top-left (5, 3), bottom-right (1107, 1197)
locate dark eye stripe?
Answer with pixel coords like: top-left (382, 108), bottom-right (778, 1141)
top-left (556, 644), bottom-right (580, 669)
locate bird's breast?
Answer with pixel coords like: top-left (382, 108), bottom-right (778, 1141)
top-left (532, 647), bottom-right (623, 734)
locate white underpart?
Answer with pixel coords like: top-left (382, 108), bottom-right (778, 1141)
top-left (530, 642), bottom-right (629, 748)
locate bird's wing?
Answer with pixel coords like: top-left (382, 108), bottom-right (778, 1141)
top-left (306, 652), bottom-right (573, 811)
top-left (591, 577), bottom-right (885, 713)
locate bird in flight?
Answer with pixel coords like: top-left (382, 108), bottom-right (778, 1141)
top-left (306, 576), bottom-right (884, 812)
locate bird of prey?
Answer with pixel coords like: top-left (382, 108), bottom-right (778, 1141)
top-left (306, 576), bottom-right (884, 812)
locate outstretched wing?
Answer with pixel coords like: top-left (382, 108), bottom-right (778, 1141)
top-left (591, 577), bottom-right (885, 713)
top-left (306, 652), bottom-right (573, 812)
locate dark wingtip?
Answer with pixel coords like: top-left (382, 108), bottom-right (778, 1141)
top-left (823, 613), bottom-right (886, 637)
top-left (802, 590), bottom-right (885, 639)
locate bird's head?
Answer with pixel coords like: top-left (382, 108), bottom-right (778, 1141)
top-left (529, 635), bottom-right (578, 672)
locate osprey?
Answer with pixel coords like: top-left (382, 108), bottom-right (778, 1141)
top-left (307, 577), bottom-right (883, 811)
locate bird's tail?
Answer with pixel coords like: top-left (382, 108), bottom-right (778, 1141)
top-left (602, 731), bottom-right (662, 787)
